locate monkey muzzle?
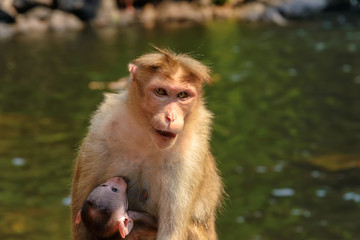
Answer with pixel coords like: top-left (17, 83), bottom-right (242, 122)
top-left (155, 129), bottom-right (176, 139)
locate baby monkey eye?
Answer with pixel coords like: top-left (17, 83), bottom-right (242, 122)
top-left (177, 91), bottom-right (189, 99)
top-left (154, 88), bottom-right (167, 96)
top-left (111, 187), bottom-right (118, 193)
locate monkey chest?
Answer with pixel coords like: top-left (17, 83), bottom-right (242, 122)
top-left (112, 157), bottom-right (161, 216)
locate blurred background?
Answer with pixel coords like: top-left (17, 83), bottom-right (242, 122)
top-left (1, 0), bottom-right (360, 239)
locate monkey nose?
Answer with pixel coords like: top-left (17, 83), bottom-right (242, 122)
top-left (166, 113), bottom-right (176, 123)
top-left (166, 115), bottom-right (172, 122)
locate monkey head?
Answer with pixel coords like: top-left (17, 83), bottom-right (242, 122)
top-left (75, 177), bottom-right (134, 239)
top-left (128, 48), bottom-right (211, 150)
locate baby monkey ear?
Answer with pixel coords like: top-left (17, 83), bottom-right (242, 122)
top-left (75, 211), bottom-right (82, 224)
top-left (118, 216), bottom-right (134, 238)
top-left (128, 64), bottom-right (138, 81)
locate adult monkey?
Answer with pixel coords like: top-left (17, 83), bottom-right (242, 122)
top-left (71, 47), bottom-right (223, 240)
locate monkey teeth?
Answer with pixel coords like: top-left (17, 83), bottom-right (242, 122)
top-left (155, 129), bottom-right (176, 139)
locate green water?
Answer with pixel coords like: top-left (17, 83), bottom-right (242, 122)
top-left (1, 13), bottom-right (360, 240)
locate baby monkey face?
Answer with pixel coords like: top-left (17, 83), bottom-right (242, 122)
top-left (76, 177), bottom-right (133, 239)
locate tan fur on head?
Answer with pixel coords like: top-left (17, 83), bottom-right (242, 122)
top-left (131, 47), bottom-right (211, 87)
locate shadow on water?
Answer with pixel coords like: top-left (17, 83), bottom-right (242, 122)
top-left (0, 12), bottom-right (360, 240)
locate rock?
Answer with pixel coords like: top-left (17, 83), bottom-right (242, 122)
top-left (0, 22), bottom-right (15, 39)
top-left (233, 2), bottom-right (267, 22)
top-left (139, 3), bottom-right (156, 29)
top-left (263, 7), bottom-right (287, 25)
top-left (277, 0), bottom-right (328, 18)
top-left (92, 0), bottom-right (122, 27)
top-left (117, 10), bottom-right (136, 26)
top-left (25, 6), bottom-right (53, 20)
top-left (199, 6), bottom-right (213, 21)
top-left (15, 6), bottom-right (54, 33)
top-left (0, 0), bottom-right (17, 17)
top-left (198, 0), bottom-right (212, 6)
top-left (156, 2), bottom-right (204, 24)
top-left (233, 1), bottom-right (288, 25)
top-left (49, 10), bottom-right (84, 31)
top-left (15, 7), bottom-right (53, 33)
top-left (16, 14), bottom-right (48, 32)
top-left (57, 0), bottom-right (100, 21)
top-left (13, 0), bottom-right (53, 13)
top-left (213, 6), bottom-right (233, 20)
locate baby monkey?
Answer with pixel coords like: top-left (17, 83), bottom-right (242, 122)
top-left (75, 177), bottom-right (157, 239)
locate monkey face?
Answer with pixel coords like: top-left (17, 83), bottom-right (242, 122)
top-left (79, 177), bottom-right (133, 238)
top-left (142, 76), bottom-right (197, 149)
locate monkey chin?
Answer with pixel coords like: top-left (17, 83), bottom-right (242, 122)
top-left (151, 129), bottom-right (178, 149)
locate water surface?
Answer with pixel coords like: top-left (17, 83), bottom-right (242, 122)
top-left (1, 12), bottom-right (360, 240)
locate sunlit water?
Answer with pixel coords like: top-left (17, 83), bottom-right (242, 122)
top-left (1, 12), bottom-right (360, 240)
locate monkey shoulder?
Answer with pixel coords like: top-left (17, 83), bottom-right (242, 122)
top-left (86, 91), bottom-right (133, 148)
top-left (89, 91), bottom-right (128, 132)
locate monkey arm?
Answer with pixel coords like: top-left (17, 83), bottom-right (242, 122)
top-left (189, 153), bottom-right (224, 240)
top-left (156, 156), bottom-right (209, 240)
top-left (160, 152), bottom-right (222, 240)
top-left (125, 210), bottom-right (158, 239)
top-left (128, 211), bottom-right (157, 229)
top-left (157, 185), bottom-right (193, 239)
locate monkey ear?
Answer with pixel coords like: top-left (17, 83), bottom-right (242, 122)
top-left (75, 211), bottom-right (82, 224)
top-left (128, 64), bottom-right (137, 81)
top-left (118, 216), bottom-right (134, 238)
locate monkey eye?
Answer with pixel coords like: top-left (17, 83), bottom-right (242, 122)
top-left (154, 88), bottom-right (167, 96)
top-left (177, 91), bottom-right (190, 99)
top-left (111, 187), bottom-right (119, 193)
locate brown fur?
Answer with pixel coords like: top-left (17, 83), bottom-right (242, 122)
top-left (71, 48), bottom-right (223, 240)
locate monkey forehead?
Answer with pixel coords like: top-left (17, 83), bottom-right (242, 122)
top-left (147, 77), bottom-right (197, 95)
top-left (131, 49), bottom-right (211, 84)
top-left (88, 186), bottom-right (123, 203)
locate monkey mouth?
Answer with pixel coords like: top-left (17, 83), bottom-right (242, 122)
top-left (155, 129), bottom-right (177, 139)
